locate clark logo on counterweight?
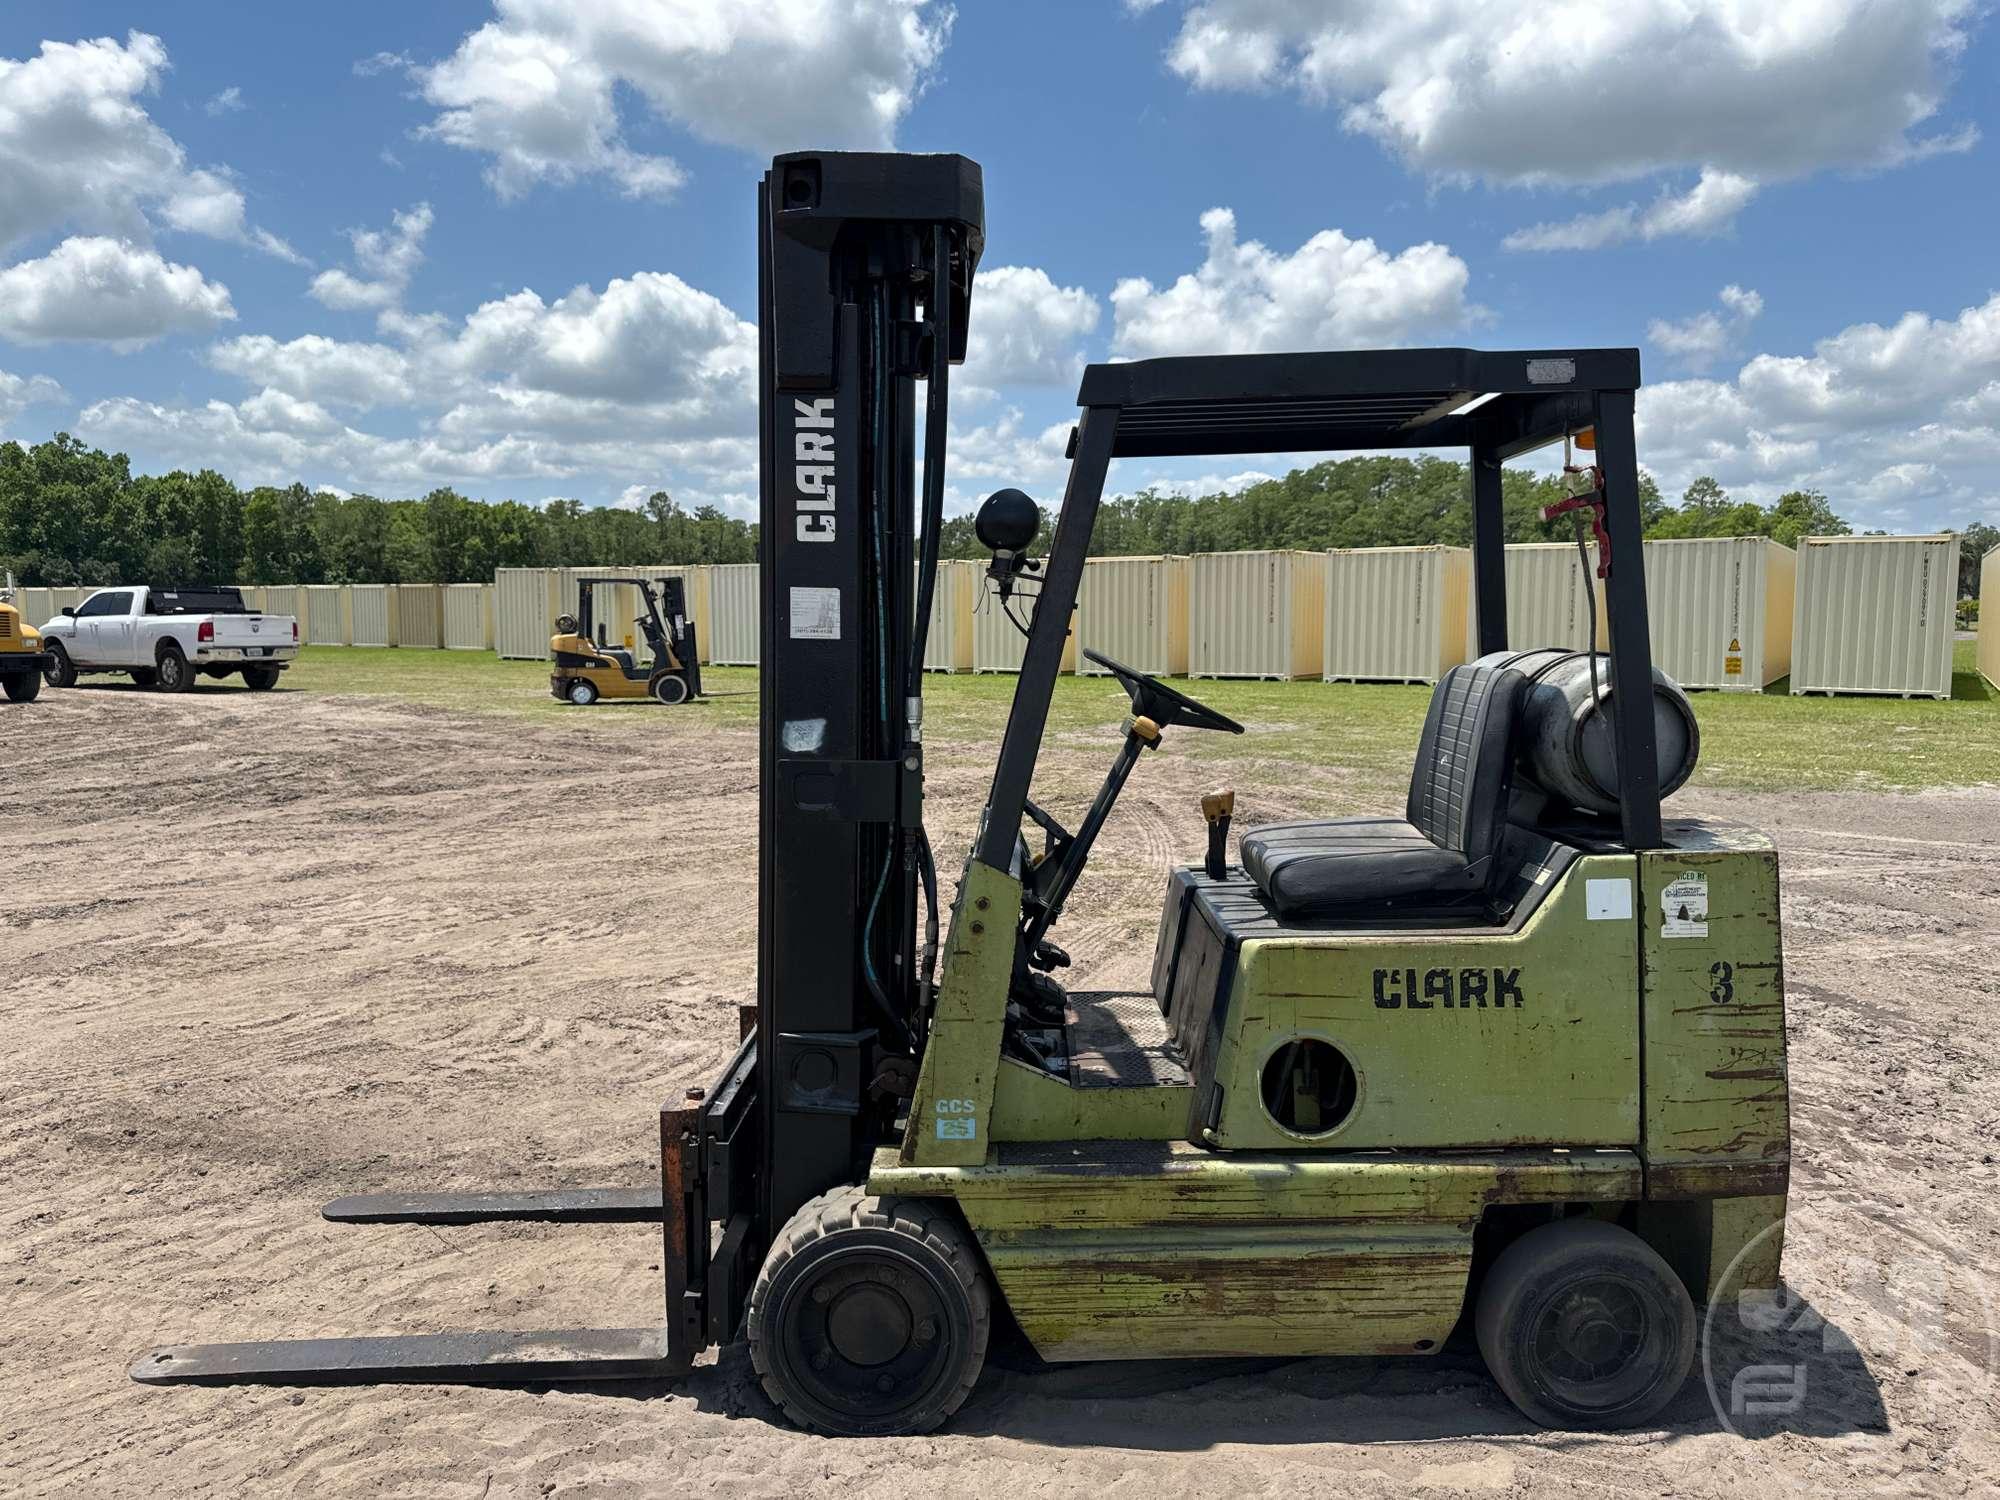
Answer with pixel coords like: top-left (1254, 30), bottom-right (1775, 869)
top-left (1373, 967), bottom-right (1525, 1009)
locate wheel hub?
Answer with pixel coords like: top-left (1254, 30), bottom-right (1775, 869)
top-left (780, 1251), bottom-right (953, 1418)
top-left (827, 1284), bottom-right (912, 1367)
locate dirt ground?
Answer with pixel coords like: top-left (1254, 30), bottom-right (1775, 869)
top-left (7, 680), bottom-right (1997, 1498)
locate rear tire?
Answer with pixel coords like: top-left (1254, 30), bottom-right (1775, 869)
top-left (3, 671), bottom-right (41, 702)
top-left (154, 646), bottom-right (192, 693)
top-left (1476, 1219), bottom-right (1696, 1430)
top-left (43, 642), bottom-right (75, 689)
top-left (241, 665), bottom-right (281, 690)
top-left (566, 678), bottom-right (598, 706)
top-left (649, 672), bottom-right (690, 705)
top-left (748, 1185), bottom-right (991, 1436)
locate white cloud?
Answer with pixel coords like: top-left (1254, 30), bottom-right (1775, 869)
top-left (1649, 284), bottom-right (1765, 367)
top-left (0, 238), bottom-right (234, 349)
top-left (309, 203), bottom-right (433, 313)
top-left (354, 51), bottom-right (413, 77)
top-left (79, 263), bottom-right (758, 498)
top-left (1503, 169), bottom-right (1759, 251)
top-left (1110, 207), bottom-right (1471, 359)
top-left (205, 86), bottom-right (244, 116)
top-left (418, 1), bottom-right (952, 199)
top-left (1635, 292), bottom-right (2000, 528)
top-left (0, 32), bottom-right (297, 260)
top-left (0, 368), bottom-right (65, 430)
top-left (960, 266), bottom-right (1100, 394)
top-left (1148, 2), bottom-right (1978, 187)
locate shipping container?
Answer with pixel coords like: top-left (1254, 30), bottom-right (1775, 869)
top-left (493, 568), bottom-right (556, 658)
top-left (1188, 550), bottom-right (1324, 679)
top-left (348, 584), bottom-right (397, 648)
top-left (1477, 543), bottom-right (1612, 653)
top-left (260, 586), bottom-right (303, 628)
top-left (1323, 545), bottom-right (1470, 684)
top-left (707, 563), bottom-right (759, 665)
top-left (391, 584), bottom-right (443, 648)
top-left (1077, 556), bottom-right (1189, 677)
top-left (1791, 534), bottom-right (1959, 698)
top-left (237, 587), bottom-right (267, 614)
top-left (442, 584), bottom-right (493, 650)
top-left (304, 585), bottom-right (349, 645)
top-left (972, 570), bottom-right (1076, 673)
top-left (1980, 545), bottom-right (1999, 691)
top-left (923, 559), bottom-right (978, 672)
top-left (1642, 537), bottom-right (1795, 691)
top-left (19, 587), bottom-right (54, 624)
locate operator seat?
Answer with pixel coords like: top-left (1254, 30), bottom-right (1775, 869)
top-left (1238, 659), bottom-right (1528, 916)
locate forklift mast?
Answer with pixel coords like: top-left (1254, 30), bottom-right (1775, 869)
top-left (754, 153), bottom-right (984, 1231)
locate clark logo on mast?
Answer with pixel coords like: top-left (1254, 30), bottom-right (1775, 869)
top-left (794, 398), bottom-right (835, 542)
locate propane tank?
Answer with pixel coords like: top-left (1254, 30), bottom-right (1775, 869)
top-left (1480, 649), bottom-right (1700, 817)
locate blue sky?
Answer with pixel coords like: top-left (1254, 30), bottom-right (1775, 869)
top-left (0, 2), bottom-right (1995, 532)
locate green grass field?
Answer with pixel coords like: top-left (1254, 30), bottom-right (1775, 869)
top-left (284, 639), bottom-right (1997, 795)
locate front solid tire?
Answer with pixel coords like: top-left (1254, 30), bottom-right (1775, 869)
top-left (3, 671), bottom-right (41, 702)
top-left (748, 1185), bottom-right (991, 1437)
top-left (649, 672), bottom-right (690, 705)
top-left (1475, 1219), bottom-right (1696, 1430)
top-left (154, 646), bottom-right (192, 693)
top-left (43, 643), bottom-right (76, 689)
top-left (241, 666), bottom-right (281, 690)
top-left (566, 678), bottom-right (598, 705)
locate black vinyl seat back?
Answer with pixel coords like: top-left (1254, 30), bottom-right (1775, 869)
top-left (1404, 659), bottom-right (1528, 872)
top-left (1236, 660), bottom-right (1526, 917)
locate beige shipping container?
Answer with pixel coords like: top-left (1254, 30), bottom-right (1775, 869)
top-left (392, 584), bottom-right (444, 648)
top-left (237, 586), bottom-right (267, 613)
top-left (20, 587), bottom-right (55, 624)
top-left (1642, 537), bottom-right (1795, 691)
top-left (1473, 543), bottom-right (1612, 653)
top-left (707, 563), bottom-right (759, 665)
top-left (1077, 555), bottom-right (1189, 677)
top-left (1791, 534), bottom-right (1959, 698)
top-left (261, 586), bottom-right (302, 626)
top-left (442, 584), bottom-right (493, 650)
top-left (1980, 545), bottom-right (1999, 691)
top-left (348, 585), bottom-right (397, 648)
top-left (972, 576), bottom-right (1076, 673)
top-left (494, 568), bottom-right (556, 658)
top-left (304, 585), bottom-right (349, 645)
top-left (1323, 545), bottom-right (1470, 684)
top-left (923, 559), bottom-right (978, 672)
top-left (1189, 550), bottom-right (1324, 680)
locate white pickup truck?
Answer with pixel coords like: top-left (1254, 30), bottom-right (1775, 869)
top-left (40, 585), bottom-right (298, 693)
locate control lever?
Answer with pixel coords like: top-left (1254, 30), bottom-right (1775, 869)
top-left (1202, 789), bottom-right (1235, 879)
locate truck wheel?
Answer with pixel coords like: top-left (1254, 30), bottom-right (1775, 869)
top-left (241, 666), bottom-right (281, 690)
top-left (649, 672), bottom-right (690, 705)
top-left (154, 646), bottom-right (193, 693)
top-left (43, 642), bottom-right (76, 689)
top-left (3, 671), bottom-right (41, 703)
top-left (1476, 1219), bottom-right (1696, 1431)
top-left (129, 667), bottom-right (157, 687)
top-left (748, 1186), bottom-right (991, 1436)
top-left (566, 679), bottom-right (598, 705)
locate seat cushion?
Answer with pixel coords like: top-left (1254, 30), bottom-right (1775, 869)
top-left (1240, 817), bottom-right (1481, 916)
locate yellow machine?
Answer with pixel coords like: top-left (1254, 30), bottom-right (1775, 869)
top-left (549, 575), bottom-right (703, 706)
top-left (0, 583), bottom-right (52, 702)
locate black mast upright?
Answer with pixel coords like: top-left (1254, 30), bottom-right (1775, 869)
top-left (755, 153), bottom-right (983, 1235)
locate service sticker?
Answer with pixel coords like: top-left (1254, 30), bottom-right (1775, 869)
top-left (1661, 871), bottom-right (1710, 938)
top-left (788, 585), bottom-right (841, 640)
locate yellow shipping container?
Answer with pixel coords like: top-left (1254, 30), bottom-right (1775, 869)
top-left (1323, 545), bottom-right (1470, 684)
top-left (1077, 556), bottom-right (1189, 677)
top-left (1792, 534), bottom-right (1958, 698)
top-left (1189, 550), bottom-right (1323, 679)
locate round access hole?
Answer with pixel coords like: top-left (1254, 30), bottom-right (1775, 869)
top-left (1260, 1038), bottom-right (1358, 1136)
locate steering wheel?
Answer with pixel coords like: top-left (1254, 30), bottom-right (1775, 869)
top-left (1083, 649), bottom-right (1244, 735)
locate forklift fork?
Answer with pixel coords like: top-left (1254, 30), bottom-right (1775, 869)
top-left (131, 1037), bottom-right (761, 1391)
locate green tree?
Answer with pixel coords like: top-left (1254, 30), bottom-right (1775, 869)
top-left (1959, 521), bottom-right (1998, 598)
top-left (1765, 489), bottom-right (1850, 548)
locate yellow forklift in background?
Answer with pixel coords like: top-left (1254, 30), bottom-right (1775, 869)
top-left (549, 575), bottom-right (703, 705)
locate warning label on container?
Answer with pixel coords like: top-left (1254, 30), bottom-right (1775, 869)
top-left (788, 586), bottom-right (840, 640)
top-left (1725, 656), bottom-right (1743, 676)
top-left (1661, 872), bottom-right (1710, 939)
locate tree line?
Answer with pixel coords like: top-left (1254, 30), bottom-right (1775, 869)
top-left (4, 430), bottom-right (1991, 598)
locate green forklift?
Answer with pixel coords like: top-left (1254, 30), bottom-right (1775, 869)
top-left (133, 152), bottom-right (1787, 1439)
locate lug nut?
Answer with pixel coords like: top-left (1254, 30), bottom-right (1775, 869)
top-left (876, 1374), bottom-right (895, 1393)
top-left (914, 1318), bottom-right (936, 1345)
top-left (812, 1283), bottom-right (833, 1304)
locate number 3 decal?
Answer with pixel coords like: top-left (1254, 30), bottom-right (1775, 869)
top-left (1709, 961), bottom-right (1735, 1004)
